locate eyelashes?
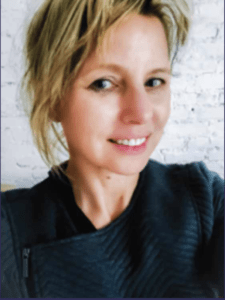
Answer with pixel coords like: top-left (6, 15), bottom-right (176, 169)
top-left (146, 78), bottom-right (165, 87)
top-left (89, 79), bottom-right (113, 92)
top-left (88, 77), bottom-right (166, 93)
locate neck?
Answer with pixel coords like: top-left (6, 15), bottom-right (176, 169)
top-left (66, 160), bottom-right (140, 229)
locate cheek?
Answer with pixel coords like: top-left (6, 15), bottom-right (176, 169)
top-left (61, 92), bottom-right (116, 141)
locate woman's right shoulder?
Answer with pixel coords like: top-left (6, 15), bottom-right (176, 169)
top-left (1, 186), bottom-right (39, 230)
top-left (1, 176), bottom-right (55, 206)
top-left (1, 189), bottom-right (29, 297)
top-left (1, 189), bottom-right (30, 226)
top-left (1, 176), bottom-right (64, 244)
top-left (1, 177), bottom-right (57, 235)
top-left (1, 188), bottom-right (29, 204)
top-left (1, 177), bottom-right (60, 297)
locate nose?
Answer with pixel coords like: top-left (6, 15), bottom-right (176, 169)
top-left (120, 85), bottom-right (153, 125)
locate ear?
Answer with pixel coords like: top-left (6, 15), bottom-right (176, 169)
top-left (49, 102), bottom-right (61, 123)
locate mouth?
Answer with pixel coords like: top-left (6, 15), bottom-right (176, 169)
top-left (108, 135), bottom-right (150, 155)
top-left (109, 135), bottom-right (149, 147)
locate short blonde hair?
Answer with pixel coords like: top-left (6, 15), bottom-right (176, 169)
top-left (22, 0), bottom-right (192, 168)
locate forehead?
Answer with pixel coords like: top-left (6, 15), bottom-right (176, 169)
top-left (79, 14), bottom-right (170, 77)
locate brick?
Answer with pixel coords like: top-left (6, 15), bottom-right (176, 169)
top-left (199, 41), bottom-right (224, 60)
top-left (218, 92), bottom-right (224, 105)
top-left (157, 135), bottom-right (186, 150)
top-left (184, 59), bottom-right (217, 74)
top-left (170, 107), bottom-right (192, 121)
top-left (217, 23), bottom-right (224, 40)
top-left (171, 75), bottom-right (197, 93)
top-left (1, 0), bottom-right (27, 12)
top-left (191, 21), bottom-right (219, 40)
top-left (207, 149), bottom-right (224, 161)
top-left (171, 92), bottom-right (199, 106)
top-left (1, 68), bottom-right (17, 86)
top-left (166, 123), bottom-right (209, 137)
top-left (1, 35), bottom-right (13, 53)
top-left (163, 151), bottom-right (204, 164)
top-left (197, 3), bottom-right (224, 20)
top-left (17, 154), bottom-right (46, 168)
top-left (197, 106), bottom-right (224, 120)
top-left (1, 85), bottom-right (18, 117)
top-left (210, 137), bottom-right (224, 149)
top-left (188, 137), bottom-right (211, 151)
top-left (209, 121), bottom-right (224, 138)
top-left (1, 117), bottom-right (32, 144)
top-left (195, 73), bottom-right (224, 90)
top-left (217, 60), bottom-right (224, 74)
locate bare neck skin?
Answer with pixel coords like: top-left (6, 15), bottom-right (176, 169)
top-left (66, 160), bottom-right (139, 230)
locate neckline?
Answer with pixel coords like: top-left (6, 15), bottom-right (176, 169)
top-left (49, 161), bottom-right (147, 235)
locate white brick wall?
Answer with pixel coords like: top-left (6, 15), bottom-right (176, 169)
top-left (1, 0), bottom-right (224, 188)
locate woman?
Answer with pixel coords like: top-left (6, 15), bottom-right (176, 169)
top-left (1, 0), bottom-right (224, 298)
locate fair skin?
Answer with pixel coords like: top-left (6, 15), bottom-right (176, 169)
top-left (60, 14), bottom-right (171, 229)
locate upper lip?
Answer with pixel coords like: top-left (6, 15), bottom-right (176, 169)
top-left (109, 134), bottom-right (150, 141)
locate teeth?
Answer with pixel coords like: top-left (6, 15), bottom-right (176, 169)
top-left (115, 138), bottom-right (146, 146)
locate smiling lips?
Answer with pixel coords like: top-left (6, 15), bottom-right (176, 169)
top-left (110, 135), bottom-right (149, 155)
top-left (110, 137), bottom-right (147, 146)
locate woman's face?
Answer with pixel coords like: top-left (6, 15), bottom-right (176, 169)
top-left (60, 14), bottom-right (171, 175)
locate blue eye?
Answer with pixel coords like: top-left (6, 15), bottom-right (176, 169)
top-left (146, 78), bottom-right (165, 87)
top-left (90, 79), bottom-right (112, 91)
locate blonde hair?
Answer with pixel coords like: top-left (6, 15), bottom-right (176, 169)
top-left (22, 0), bottom-right (192, 169)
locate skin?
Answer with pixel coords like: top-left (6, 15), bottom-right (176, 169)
top-left (59, 14), bottom-right (171, 229)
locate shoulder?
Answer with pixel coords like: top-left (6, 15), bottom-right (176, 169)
top-left (1, 187), bottom-right (38, 297)
top-left (1, 175), bottom-right (62, 248)
top-left (146, 158), bottom-right (223, 182)
top-left (146, 158), bottom-right (224, 189)
top-left (1, 176), bottom-right (61, 298)
top-left (145, 159), bottom-right (224, 221)
top-left (1, 176), bottom-right (59, 223)
top-left (184, 161), bottom-right (224, 222)
top-left (1, 176), bottom-right (51, 236)
top-left (1, 176), bottom-right (53, 205)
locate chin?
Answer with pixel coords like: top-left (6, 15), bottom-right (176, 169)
top-left (107, 156), bottom-right (150, 176)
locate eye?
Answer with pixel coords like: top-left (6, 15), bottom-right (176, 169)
top-left (89, 79), bottom-right (112, 92)
top-left (146, 78), bottom-right (165, 88)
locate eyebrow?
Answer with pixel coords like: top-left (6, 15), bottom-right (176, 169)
top-left (148, 67), bottom-right (171, 75)
top-left (84, 64), bottom-right (171, 77)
